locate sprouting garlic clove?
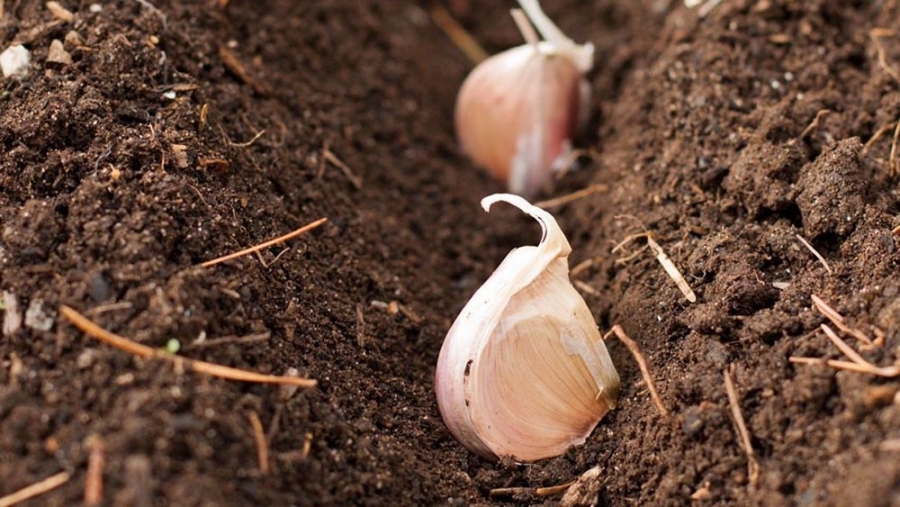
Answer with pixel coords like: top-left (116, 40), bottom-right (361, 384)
top-left (454, 0), bottom-right (594, 197)
top-left (434, 193), bottom-right (620, 462)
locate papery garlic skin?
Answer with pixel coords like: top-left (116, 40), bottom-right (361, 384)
top-left (435, 194), bottom-right (620, 462)
top-left (455, 0), bottom-right (593, 197)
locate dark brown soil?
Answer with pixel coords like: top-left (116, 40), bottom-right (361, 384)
top-left (2, 0), bottom-right (900, 505)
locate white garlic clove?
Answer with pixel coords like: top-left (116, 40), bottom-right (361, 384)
top-left (454, 0), bottom-right (594, 197)
top-left (435, 193), bottom-right (620, 462)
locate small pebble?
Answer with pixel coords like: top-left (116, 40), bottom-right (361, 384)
top-left (76, 349), bottom-right (97, 369)
top-left (47, 39), bottom-right (72, 65)
top-left (63, 31), bottom-right (83, 50)
top-left (46, 1), bottom-right (74, 22)
top-left (2, 291), bottom-right (22, 336)
top-left (25, 298), bottom-right (55, 331)
top-left (0, 45), bottom-right (31, 77)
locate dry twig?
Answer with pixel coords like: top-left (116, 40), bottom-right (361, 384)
top-left (573, 280), bottom-right (599, 296)
top-left (647, 236), bottom-right (697, 303)
top-left (724, 364), bottom-right (760, 489)
top-left (430, 2), bottom-right (488, 64)
top-left (200, 217), bottom-right (327, 268)
top-left (84, 302), bottom-right (134, 317)
top-left (248, 411), bottom-right (270, 475)
top-left (870, 28), bottom-right (900, 85)
top-left (799, 109), bottom-right (831, 140)
top-left (302, 431), bottom-right (314, 458)
top-left (323, 147), bottom-right (362, 189)
top-left (861, 121), bottom-right (897, 160)
top-left (0, 472), bottom-right (70, 507)
top-left (84, 435), bottom-right (105, 506)
top-left (60, 305), bottom-right (317, 387)
top-left (612, 226), bottom-right (697, 303)
top-left (570, 255), bottom-right (603, 277)
top-left (218, 45), bottom-right (268, 94)
top-left (890, 118), bottom-right (900, 175)
top-left (489, 480), bottom-right (576, 498)
top-left (535, 183), bottom-right (609, 209)
top-left (185, 332), bottom-right (270, 350)
top-left (791, 324), bottom-right (900, 377)
top-left (605, 325), bottom-right (669, 417)
top-left (228, 129), bottom-right (266, 148)
top-left (811, 295), bottom-right (874, 346)
top-left (795, 234), bottom-right (832, 275)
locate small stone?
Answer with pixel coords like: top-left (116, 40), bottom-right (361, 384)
top-left (2, 291), bottom-right (22, 336)
top-left (1, 45), bottom-right (31, 77)
top-left (46, 39), bottom-right (72, 65)
top-left (24, 298), bottom-right (55, 331)
top-left (88, 271), bottom-right (113, 302)
top-left (560, 466), bottom-right (602, 507)
top-left (76, 349), bottom-right (97, 369)
top-left (170, 144), bottom-right (189, 168)
top-left (46, 1), bottom-right (74, 22)
top-left (88, 3), bottom-right (102, 13)
top-left (63, 31), bottom-right (83, 49)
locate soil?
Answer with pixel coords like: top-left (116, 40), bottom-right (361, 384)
top-left (2, 0), bottom-right (900, 505)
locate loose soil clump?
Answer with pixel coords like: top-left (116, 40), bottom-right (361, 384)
top-left (2, 0), bottom-right (900, 505)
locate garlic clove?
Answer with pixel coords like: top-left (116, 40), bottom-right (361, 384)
top-left (435, 193), bottom-right (620, 462)
top-left (454, 0), bottom-right (593, 197)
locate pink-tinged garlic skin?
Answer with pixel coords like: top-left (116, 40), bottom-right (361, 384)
top-left (455, 44), bottom-right (585, 197)
top-left (435, 194), bottom-right (620, 462)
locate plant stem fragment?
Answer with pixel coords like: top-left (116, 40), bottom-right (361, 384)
top-left (60, 305), bottom-right (317, 387)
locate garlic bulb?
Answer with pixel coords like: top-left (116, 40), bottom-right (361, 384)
top-left (435, 193), bottom-right (620, 462)
top-left (455, 0), bottom-right (593, 197)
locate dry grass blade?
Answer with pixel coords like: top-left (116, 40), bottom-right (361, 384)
top-left (646, 236), bottom-right (697, 303)
top-left (891, 118), bottom-right (900, 175)
top-left (0, 471), bottom-right (70, 507)
top-left (323, 148), bottom-right (362, 189)
top-left (820, 325), bottom-right (900, 376)
top-left (605, 325), bottom-right (669, 417)
top-left (573, 280), bottom-right (598, 296)
top-left (880, 439), bottom-right (900, 452)
top-left (184, 332), bottom-right (270, 350)
top-left (871, 28), bottom-right (900, 85)
top-left (489, 480), bottom-right (575, 498)
top-left (302, 431), bottom-right (313, 458)
top-left (724, 364), bottom-right (760, 489)
top-left (218, 45), bottom-right (268, 94)
top-left (84, 435), bottom-right (105, 506)
top-left (535, 183), bottom-right (608, 209)
top-left (201, 217), bottom-right (327, 268)
top-left (228, 129), bottom-right (265, 148)
top-left (861, 121), bottom-right (897, 159)
top-left (611, 224), bottom-right (696, 303)
top-left (248, 411), bottom-right (270, 475)
top-left (795, 235), bottom-right (832, 275)
top-left (570, 255), bottom-right (602, 277)
top-left (799, 109), bottom-right (831, 140)
top-left (820, 324), bottom-right (866, 364)
top-left (790, 356), bottom-right (900, 377)
top-left (60, 305), bottom-right (317, 387)
top-left (430, 2), bottom-right (488, 64)
top-left (790, 324), bottom-right (900, 377)
top-left (811, 295), bottom-right (873, 346)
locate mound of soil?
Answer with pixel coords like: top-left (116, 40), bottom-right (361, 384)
top-left (2, 0), bottom-right (900, 505)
